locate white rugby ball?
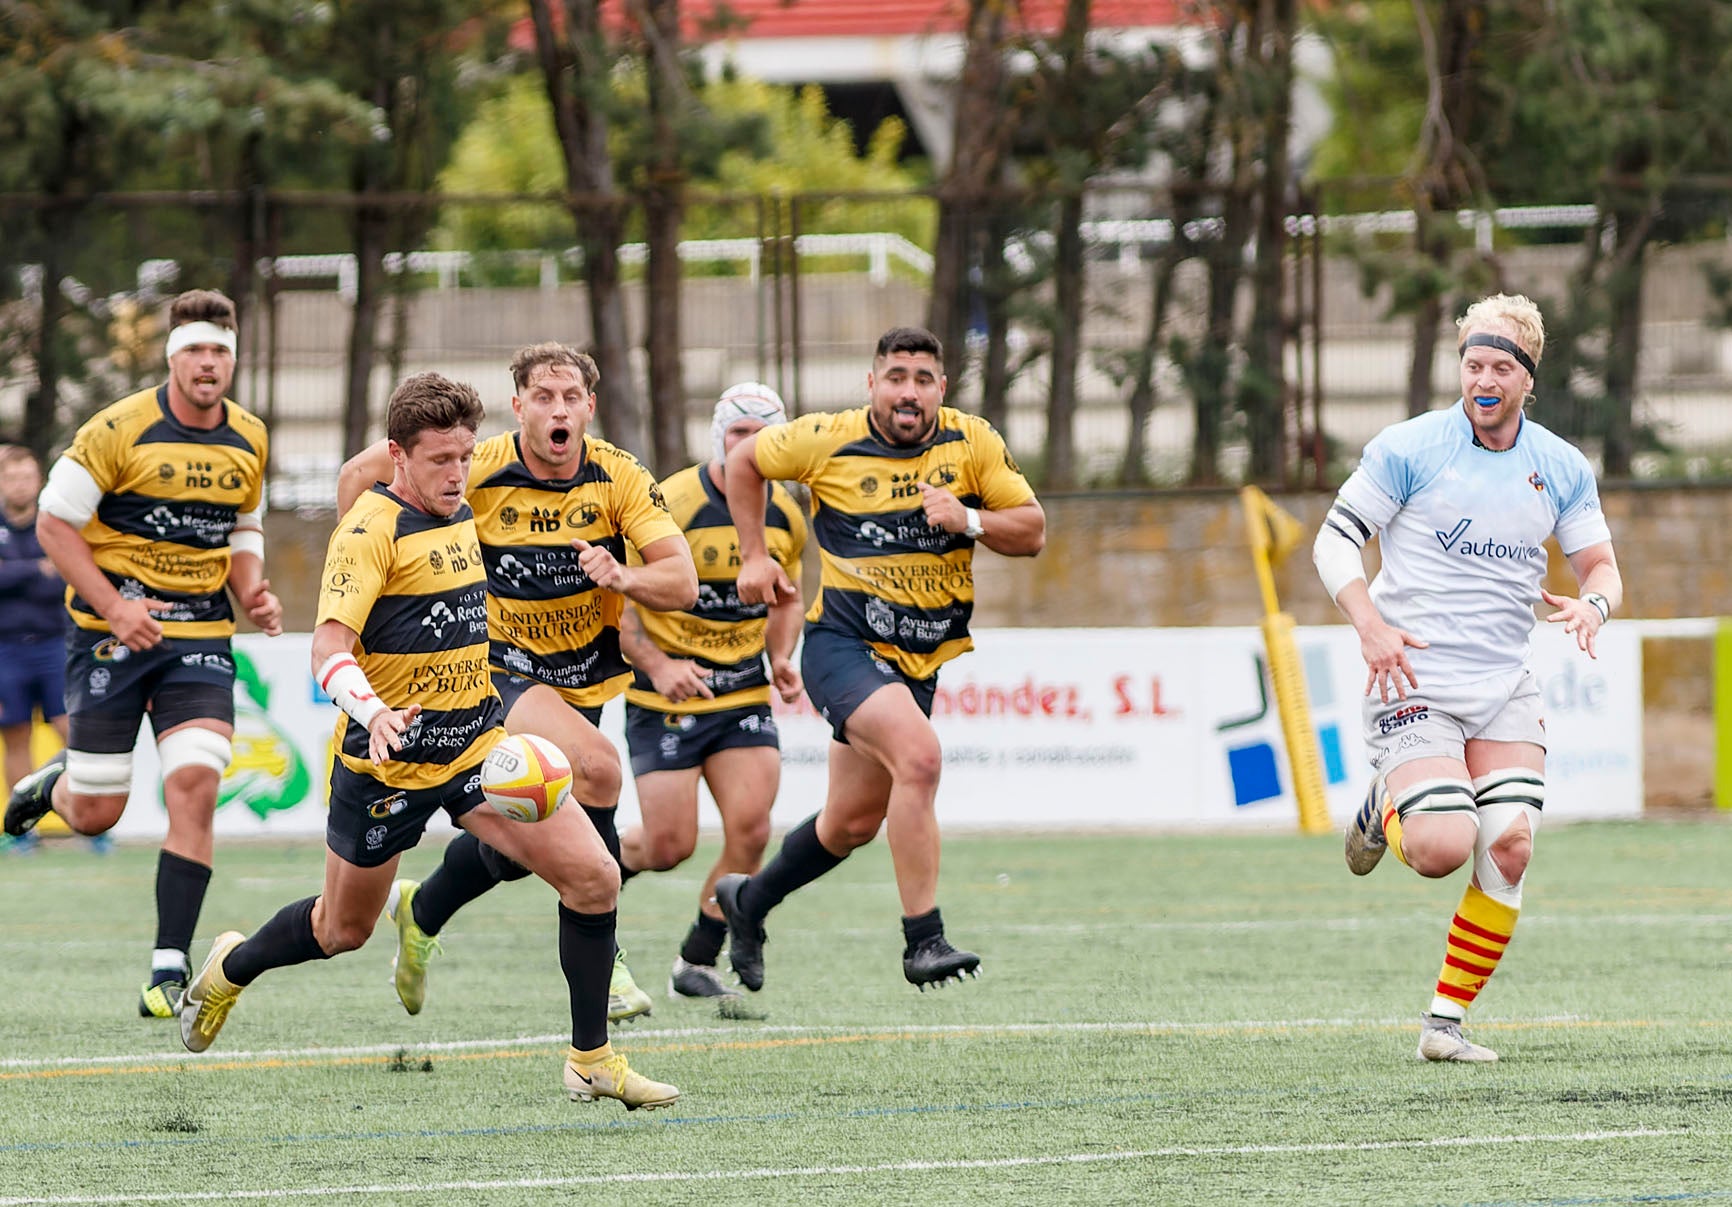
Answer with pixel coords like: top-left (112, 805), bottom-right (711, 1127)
top-left (479, 733), bottom-right (572, 822)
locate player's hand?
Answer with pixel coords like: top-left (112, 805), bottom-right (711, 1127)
top-left (240, 577), bottom-right (284, 637)
top-left (366, 703), bottom-right (421, 765)
top-left (1542, 588), bottom-right (1603, 659)
top-left (1358, 619), bottom-right (1428, 704)
top-left (572, 538), bottom-right (628, 592)
top-left (770, 655), bottom-right (802, 704)
top-left (108, 596), bottom-right (173, 652)
top-left (737, 553), bottom-right (797, 607)
top-left (916, 482), bottom-right (967, 533)
top-left (652, 659), bottom-right (714, 703)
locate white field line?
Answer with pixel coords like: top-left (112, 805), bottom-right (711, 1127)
top-left (0, 1013), bottom-right (1625, 1072)
top-left (3, 909), bottom-right (1727, 954)
top-left (0, 1128), bottom-right (1698, 1205)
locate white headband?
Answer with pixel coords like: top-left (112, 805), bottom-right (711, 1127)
top-left (712, 382), bottom-right (788, 467)
top-left (165, 321), bottom-right (237, 362)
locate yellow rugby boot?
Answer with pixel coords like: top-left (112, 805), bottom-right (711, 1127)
top-left (179, 931), bottom-right (246, 1053)
top-left (386, 879), bottom-right (441, 1016)
top-left (608, 948), bottom-right (653, 1024)
top-left (563, 1045), bottom-right (679, 1110)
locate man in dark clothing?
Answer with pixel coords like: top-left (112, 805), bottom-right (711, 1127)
top-left (0, 446), bottom-right (68, 793)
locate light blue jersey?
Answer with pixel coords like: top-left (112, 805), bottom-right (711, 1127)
top-left (1332, 403), bottom-right (1611, 683)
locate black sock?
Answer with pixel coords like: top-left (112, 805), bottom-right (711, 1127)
top-left (412, 832), bottom-right (526, 936)
top-left (560, 904), bottom-right (616, 1051)
top-left (225, 897), bottom-right (329, 986)
top-left (901, 907), bottom-right (944, 951)
top-left (680, 912), bottom-right (727, 967)
top-left (154, 850), bottom-right (212, 959)
top-left (739, 814), bottom-right (845, 920)
top-left (582, 804), bottom-right (622, 867)
top-left (618, 863), bottom-right (640, 885)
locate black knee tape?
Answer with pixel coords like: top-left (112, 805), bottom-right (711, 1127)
top-left (478, 841), bottom-right (532, 883)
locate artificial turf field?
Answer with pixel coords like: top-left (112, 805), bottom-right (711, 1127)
top-left (1, 819), bottom-right (1729, 1206)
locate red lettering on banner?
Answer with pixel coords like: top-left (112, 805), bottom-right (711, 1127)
top-left (1111, 675), bottom-right (1178, 718)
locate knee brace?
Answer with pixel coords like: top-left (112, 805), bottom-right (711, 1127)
top-left (158, 727), bottom-right (233, 778)
top-left (1472, 768), bottom-right (1544, 908)
top-left (65, 750), bottom-right (134, 798)
top-left (1390, 777), bottom-right (1478, 819)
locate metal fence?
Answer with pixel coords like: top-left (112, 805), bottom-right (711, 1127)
top-left (4, 187), bottom-right (1731, 505)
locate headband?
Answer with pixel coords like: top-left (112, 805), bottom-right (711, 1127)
top-left (1458, 332), bottom-right (1535, 378)
top-left (165, 321), bottom-right (237, 361)
top-left (711, 382), bottom-right (788, 467)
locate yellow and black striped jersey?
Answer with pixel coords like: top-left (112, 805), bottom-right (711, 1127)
top-left (317, 486), bottom-right (502, 792)
top-left (468, 432), bottom-right (683, 708)
top-left (62, 385), bottom-right (267, 639)
top-left (753, 406), bottom-right (1034, 680)
top-left (624, 463), bottom-right (807, 714)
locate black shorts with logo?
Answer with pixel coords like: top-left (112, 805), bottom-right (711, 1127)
top-left (625, 702), bottom-right (779, 776)
top-left (800, 624), bottom-right (936, 744)
top-left (490, 670), bottom-right (603, 728)
top-left (63, 629), bottom-right (236, 753)
top-left (325, 752), bottom-right (494, 869)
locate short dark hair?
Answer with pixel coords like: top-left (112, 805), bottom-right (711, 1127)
top-left (0, 445), bottom-right (39, 471)
top-left (167, 289), bottom-right (237, 331)
top-left (386, 373), bottom-right (484, 451)
top-left (510, 342), bottom-right (600, 393)
top-left (874, 326), bottom-right (943, 369)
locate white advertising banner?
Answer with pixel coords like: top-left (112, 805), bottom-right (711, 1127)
top-left (99, 623), bottom-right (1643, 840)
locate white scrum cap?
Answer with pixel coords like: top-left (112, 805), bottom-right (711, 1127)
top-left (711, 381), bottom-right (788, 466)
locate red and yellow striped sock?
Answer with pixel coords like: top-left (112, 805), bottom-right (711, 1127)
top-left (1380, 798), bottom-right (1410, 867)
top-left (1428, 883), bottom-right (1518, 1019)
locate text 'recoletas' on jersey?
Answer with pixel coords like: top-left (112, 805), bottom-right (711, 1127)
top-left (754, 406), bottom-right (1034, 680)
top-left (625, 463), bottom-right (808, 713)
top-left (467, 432), bottom-right (683, 708)
top-left (317, 486), bottom-right (503, 790)
top-left (64, 386), bottom-right (267, 639)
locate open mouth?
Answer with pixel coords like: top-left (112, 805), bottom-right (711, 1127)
top-left (547, 425), bottom-right (572, 454)
top-left (1473, 395), bottom-right (1502, 409)
top-left (893, 404), bottom-right (922, 423)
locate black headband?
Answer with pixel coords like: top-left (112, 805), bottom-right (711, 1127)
top-left (1458, 332), bottom-right (1536, 378)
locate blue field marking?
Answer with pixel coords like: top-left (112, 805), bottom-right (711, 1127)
top-left (1463, 1192), bottom-right (1732, 1207)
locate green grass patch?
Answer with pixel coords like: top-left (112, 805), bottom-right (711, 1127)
top-left (1, 821), bottom-right (1729, 1204)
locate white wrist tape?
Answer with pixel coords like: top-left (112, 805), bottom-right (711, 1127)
top-left (165, 321), bottom-right (237, 361)
top-left (318, 652), bottom-right (386, 730)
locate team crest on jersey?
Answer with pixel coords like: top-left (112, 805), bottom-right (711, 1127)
top-left (499, 506), bottom-right (518, 528)
top-left (702, 545), bottom-right (718, 564)
top-left (428, 549), bottom-right (444, 573)
top-left (860, 475), bottom-right (879, 496)
top-left (566, 503), bottom-right (601, 529)
top-left (865, 596), bottom-right (897, 639)
top-left (1528, 472), bottom-right (1546, 492)
top-left (157, 463), bottom-right (175, 482)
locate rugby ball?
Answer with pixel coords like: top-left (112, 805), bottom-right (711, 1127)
top-left (480, 733), bottom-right (572, 822)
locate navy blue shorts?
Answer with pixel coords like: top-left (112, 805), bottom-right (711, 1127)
top-left (800, 625), bottom-right (936, 744)
top-left (625, 702), bottom-right (779, 776)
top-left (0, 635), bottom-right (66, 727)
top-left (325, 752), bottom-right (492, 868)
top-left (490, 670), bottom-right (602, 728)
top-left (63, 630), bottom-right (235, 753)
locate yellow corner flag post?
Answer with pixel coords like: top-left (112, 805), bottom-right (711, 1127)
top-left (1240, 487), bottom-right (1332, 835)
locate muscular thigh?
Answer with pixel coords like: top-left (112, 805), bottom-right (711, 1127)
top-left (506, 682), bottom-right (618, 796)
top-left (634, 766), bottom-right (704, 836)
top-left (703, 744), bottom-right (780, 823)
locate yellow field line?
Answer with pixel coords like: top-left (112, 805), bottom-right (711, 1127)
top-left (0, 1015), bottom-right (1707, 1084)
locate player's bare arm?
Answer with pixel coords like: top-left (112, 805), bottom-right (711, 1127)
top-left (724, 433), bottom-right (796, 606)
top-left (1544, 540), bottom-right (1623, 659)
top-left (35, 509), bottom-right (169, 651)
top-left (620, 605), bottom-right (713, 703)
top-left (914, 484), bottom-right (1046, 557)
top-left (226, 553), bottom-right (283, 637)
top-left (1333, 578), bottom-right (1428, 704)
top-left (766, 580), bottom-right (804, 703)
top-left (335, 440), bottom-right (395, 515)
top-left (572, 534), bottom-right (696, 610)
top-left (311, 618), bottom-right (421, 766)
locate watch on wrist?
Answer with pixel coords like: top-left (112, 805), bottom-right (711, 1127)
top-left (1583, 592), bottom-right (1610, 623)
top-left (963, 507), bottom-right (985, 539)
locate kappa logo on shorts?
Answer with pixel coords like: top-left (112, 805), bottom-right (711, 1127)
top-left (365, 824), bottom-right (388, 850)
top-left (870, 656), bottom-right (896, 677)
top-left (1377, 703), bottom-right (1430, 735)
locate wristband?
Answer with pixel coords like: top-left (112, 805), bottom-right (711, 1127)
top-left (317, 652), bottom-right (387, 729)
top-left (1583, 593), bottom-right (1610, 624)
top-left (963, 507), bottom-right (985, 539)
